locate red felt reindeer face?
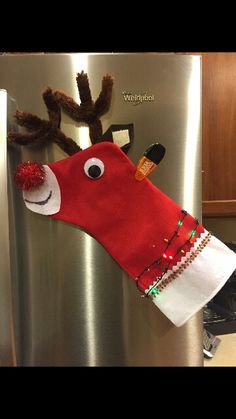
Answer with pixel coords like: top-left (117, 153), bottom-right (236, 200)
top-left (14, 141), bottom-right (135, 218)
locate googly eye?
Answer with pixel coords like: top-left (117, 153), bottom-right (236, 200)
top-left (84, 158), bottom-right (105, 179)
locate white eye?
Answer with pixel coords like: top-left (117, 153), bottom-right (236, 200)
top-left (23, 166), bottom-right (61, 215)
top-left (84, 158), bottom-right (104, 179)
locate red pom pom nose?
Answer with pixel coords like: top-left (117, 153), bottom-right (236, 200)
top-left (14, 161), bottom-right (46, 191)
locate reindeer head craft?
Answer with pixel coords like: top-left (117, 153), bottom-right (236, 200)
top-left (8, 72), bottom-right (236, 327)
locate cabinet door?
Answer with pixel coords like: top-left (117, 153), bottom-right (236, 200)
top-left (202, 53), bottom-right (236, 217)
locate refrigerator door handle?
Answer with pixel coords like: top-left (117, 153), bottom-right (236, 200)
top-left (0, 90), bottom-right (17, 366)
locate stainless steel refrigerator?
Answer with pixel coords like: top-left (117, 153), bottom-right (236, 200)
top-left (0, 53), bottom-right (202, 366)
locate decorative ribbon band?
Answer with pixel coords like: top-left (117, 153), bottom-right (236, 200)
top-left (135, 210), bottom-right (199, 284)
top-left (146, 231), bottom-right (212, 298)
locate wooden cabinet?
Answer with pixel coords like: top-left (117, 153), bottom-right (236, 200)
top-left (202, 53), bottom-right (236, 217)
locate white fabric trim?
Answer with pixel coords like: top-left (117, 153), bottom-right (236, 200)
top-left (146, 229), bottom-right (210, 292)
top-left (23, 165), bottom-right (61, 215)
top-left (148, 229), bottom-right (236, 327)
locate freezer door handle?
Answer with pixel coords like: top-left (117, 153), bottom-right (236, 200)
top-left (0, 90), bottom-right (17, 366)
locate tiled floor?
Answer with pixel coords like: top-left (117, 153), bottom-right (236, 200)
top-left (204, 333), bottom-right (236, 366)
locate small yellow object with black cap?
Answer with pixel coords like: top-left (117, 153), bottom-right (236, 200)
top-left (135, 142), bottom-right (166, 181)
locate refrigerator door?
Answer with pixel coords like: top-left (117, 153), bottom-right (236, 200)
top-left (0, 53), bottom-right (202, 366)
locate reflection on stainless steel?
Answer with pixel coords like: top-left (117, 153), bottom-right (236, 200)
top-left (71, 53), bottom-right (88, 88)
top-left (84, 234), bottom-right (97, 366)
top-left (78, 126), bottom-right (91, 149)
top-left (71, 54), bottom-right (91, 149)
top-left (0, 54), bottom-right (203, 366)
top-left (183, 56), bottom-right (201, 214)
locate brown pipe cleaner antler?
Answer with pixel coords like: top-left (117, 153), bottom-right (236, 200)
top-left (8, 87), bottom-right (81, 156)
top-left (54, 71), bottom-right (114, 144)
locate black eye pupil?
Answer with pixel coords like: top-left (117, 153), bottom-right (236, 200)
top-left (88, 165), bottom-right (101, 178)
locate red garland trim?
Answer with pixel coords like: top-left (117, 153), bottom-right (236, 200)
top-left (147, 231), bottom-right (212, 297)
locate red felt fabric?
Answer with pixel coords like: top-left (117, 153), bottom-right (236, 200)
top-left (48, 142), bottom-right (204, 292)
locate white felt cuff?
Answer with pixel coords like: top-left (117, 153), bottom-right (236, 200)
top-left (148, 230), bottom-right (236, 327)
